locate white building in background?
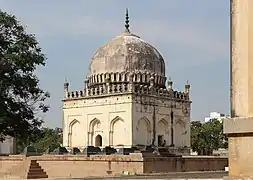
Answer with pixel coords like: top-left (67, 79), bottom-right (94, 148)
top-left (0, 136), bottom-right (16, 154)
top-left (204, 112), bottom-right (229, 123)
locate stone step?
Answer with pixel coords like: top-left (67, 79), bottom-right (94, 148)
top-left (28, 168), bottom-right (44, 172)
top-left (30, 162), bottom-right (39, 165)
top-left (28, 171), bottom-right (47, 176)
top-left (28, 170), bottom-right (45, 175)
top-left (26, 160), bottom-right (48, 179)
top-left (29, 165), bottom-right (42, 169)
top-left (27, 174), bottom-right (48, 179)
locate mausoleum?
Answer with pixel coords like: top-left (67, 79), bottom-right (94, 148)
top-left (62, 10), bottom-right (192, 152)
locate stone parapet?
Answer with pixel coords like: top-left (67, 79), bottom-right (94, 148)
top-left (224, 117), bottom-right (253, 135)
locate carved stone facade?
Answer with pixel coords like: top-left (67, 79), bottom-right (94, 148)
top-left (62, 12), bottom-right (191, 151)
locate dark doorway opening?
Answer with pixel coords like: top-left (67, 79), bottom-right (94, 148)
top-left (158, 135), bottom-right (164, 146)
top-left (95, 135), bottom-right (102, 147)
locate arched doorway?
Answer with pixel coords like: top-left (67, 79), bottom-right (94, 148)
top-left (157, 119), bottom-right (169, 146)
top-left (95, 135), bottom-right (102, 147)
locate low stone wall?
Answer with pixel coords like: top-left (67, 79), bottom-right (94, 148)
top-left (36, 154), bottom-right (144, 178)
top-left (0, 154), bottom-right (228, 179)
top-left (0, 156), bottom-right (30, 179)
top-left (144, 156), bottom-right (228, 173)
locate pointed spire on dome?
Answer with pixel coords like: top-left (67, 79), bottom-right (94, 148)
top-left (125, 8), bottom-right (130, 33)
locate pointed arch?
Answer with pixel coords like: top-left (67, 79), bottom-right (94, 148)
top-left (88, 118), bottom-right (102, 146)
top-left (136, 117), bottom-right (151, 132)
top-left (157, 118), bottom-right (169, 146)
top-left (158, 118), bottom-right (169, 133)
top-left (95, 134), bottom-right (102, 147)
top-left (69, 119), bottom-right (80, 133)
top-left (89, 118), bottom-right (101, 132)
top-left (110, 116), bottom-right (124, 131)
top-left (109, 116), bottom-right (124, 146)
top-left (68, 119), bottom-right (81, 147)
top-left (175, 119), bottom-right (186, 147)
top-left (136, 117), bottom-right (152, 145)
top-left (176, 119), bottom-right (186, 128)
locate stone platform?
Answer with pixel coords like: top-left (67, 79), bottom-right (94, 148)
top-left (0, 153), bottom-right (228, 179)
top-left (0, 171), bottom-right (227, 180)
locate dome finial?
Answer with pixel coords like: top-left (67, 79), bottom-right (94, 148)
top-left (125, 8), bottom-right (130, 33)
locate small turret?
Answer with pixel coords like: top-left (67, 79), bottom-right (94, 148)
top-left (84, 78), bottom-right (89, 96)
top-left (167, 77), bottom-right (173, 90)
top-left (185, 80), bottom-right (190, 94)
top-left (64, 78), bottom-right (69, 98)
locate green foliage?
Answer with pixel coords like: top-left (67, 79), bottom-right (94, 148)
top-left (0, 10), bottom-right (49, 140)
top-left (190, 119), bottom-right (228, 155)
top-left (32, 128), bottom-right (62, 153)
top-left (16, 127), bottom-right (42, 153)
top-left (16, 127), bottom-right (62, 153)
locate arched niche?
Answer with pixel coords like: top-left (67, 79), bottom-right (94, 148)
top-left (157, 118), bottom-right (169, 146)
top-left (136, 117), bottom-right (151, 145)
top-left (175, 119), bottom-right (186, 147)
top-left (89, 118), bottom-right (101, 132)
top-left (109, 116), bottom-right (124, 146)
top-left (88, 118), bottom-right (102, 146)
top-left (68, 119), bottom-right (81, 148)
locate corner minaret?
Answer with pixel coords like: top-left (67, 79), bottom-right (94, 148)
top-left (124, 8), bottom-right (130, 33)
top-left (185, 80), bottom-right (190, 94)
top-left (64, 78), bottom-right (69, 98)
top-left (167, 77), bottom-right (173, 90)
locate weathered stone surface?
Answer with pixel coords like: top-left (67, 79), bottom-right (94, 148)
top-left (228, 135), bottom-right (253, 179)
top-left (225, 0), bottom-right (253, 179)
top-left (230, 0), bottom-right (253, 118)
top-left (223, 117), bottom-right (253, 134)
top-left (0, 155), bottom-right (227, 179)
top-left (62, 13), bottom-right (191, 151)
top-left (88, 31), bottom-right (165, 77)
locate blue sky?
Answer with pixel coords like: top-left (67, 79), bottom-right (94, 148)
top-left (1, 0), bottom-right (230, 128)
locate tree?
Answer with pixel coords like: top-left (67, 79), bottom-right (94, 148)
top-left (190, 121), bottom-right (203, 154)
top-left (16, 127), bottom-right (63, 153)
top-left (0, 10), bottom-right (49, 141)
top-left (190, 119), bottom-right (227, 155)
top-left (32, 128), bottom-right (62, 153)
top-left (16, 127), bottom-right (44, 153)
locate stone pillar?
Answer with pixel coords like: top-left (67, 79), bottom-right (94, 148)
top-left (109, 131), bottom-right (113, 146)
top-left (88, 132), bottom-right (93, 146)
top-left (224, 0), bottom-right (253, 179)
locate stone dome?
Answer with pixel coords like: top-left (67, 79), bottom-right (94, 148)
top-left (88, 31), bottom-right (165, 77)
